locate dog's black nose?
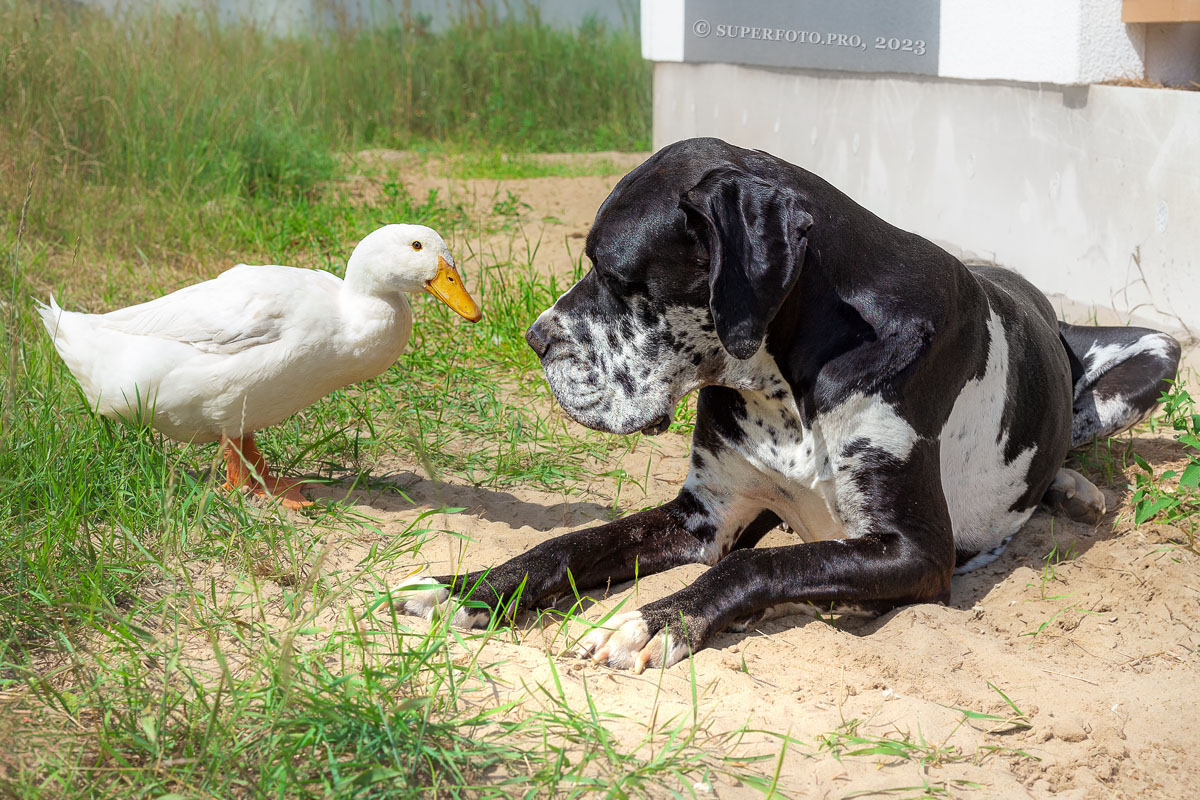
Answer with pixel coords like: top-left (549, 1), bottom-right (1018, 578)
top-left (526, 320), bottom-right (551, 358)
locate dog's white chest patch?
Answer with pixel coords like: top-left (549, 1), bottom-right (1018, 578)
top-left (939, 309), bottom-right (1037, 551)
top-left (731, 391), bottom-right (837, 540)
top-left (705, 365), bottom-right (919, 544)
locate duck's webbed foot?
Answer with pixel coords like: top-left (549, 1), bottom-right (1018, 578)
top-left (253, 474), bottom-right (312, 509)
top-left (221, 434), bottom-right (313, 509)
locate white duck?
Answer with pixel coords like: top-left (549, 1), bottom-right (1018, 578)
top-left (38, 223), bottom-right (481, 509)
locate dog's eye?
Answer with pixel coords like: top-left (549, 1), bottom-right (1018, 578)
top-left (602, 274), bottom-right (626, 293)
top-left (593, 264), bottom-right (624, 291)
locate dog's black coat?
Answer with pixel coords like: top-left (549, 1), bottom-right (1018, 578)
top-left (402, 138), bottom-right (1180, 670)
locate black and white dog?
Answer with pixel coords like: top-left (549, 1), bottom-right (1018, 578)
top-left (401, 138), bottom-right (1180, 671)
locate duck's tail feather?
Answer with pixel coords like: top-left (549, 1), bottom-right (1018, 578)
top-left (35, 295), bottom-right (102, 409)
top-left (35, 294), bottom-right (62, 337)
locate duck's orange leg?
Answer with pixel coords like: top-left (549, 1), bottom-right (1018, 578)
top-left (221, 434), bottom-right (312, 509)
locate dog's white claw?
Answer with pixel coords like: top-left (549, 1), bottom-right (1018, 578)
top-left (391, 574), bottom-right (490, 629)
top-left (576, 611), bottom-right (690, 671)
top-left (578, 611), bottom-right (649, 668)
top-left (634, 637), bottom-right (663, 674)
top-left (391, 574), bottom-right (446, 620)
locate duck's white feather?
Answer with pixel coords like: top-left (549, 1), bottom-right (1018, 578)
top-left (97, 265), bottom-right (339, 355)
top-left (36, 224), bottom-right (455, 444)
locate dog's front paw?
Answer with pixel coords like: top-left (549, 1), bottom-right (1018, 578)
top-left (575, 610), bottom-right (693, 672)
top-left (391, 574), bottom-right (491, 629)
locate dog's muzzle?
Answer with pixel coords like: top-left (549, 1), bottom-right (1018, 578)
top-left (527, 310), bottom-right (677, 436)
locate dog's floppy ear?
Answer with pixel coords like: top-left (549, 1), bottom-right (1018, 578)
top-left (680, 167), bottom-right (814, 360)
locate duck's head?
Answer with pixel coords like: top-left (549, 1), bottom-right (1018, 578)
top-left (347, 224), bottom-right (482, 322)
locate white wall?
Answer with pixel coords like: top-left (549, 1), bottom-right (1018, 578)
top-left (938, 0), bottom-right (1145, 83)
top-left (653, 62), bottom-right (1200, 335)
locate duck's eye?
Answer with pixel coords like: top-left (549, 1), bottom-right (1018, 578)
top-left (411, 241), bottom-right (423, 251)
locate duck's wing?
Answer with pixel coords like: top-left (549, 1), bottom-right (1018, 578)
top-left (100, 265), bottom-right (342, 356)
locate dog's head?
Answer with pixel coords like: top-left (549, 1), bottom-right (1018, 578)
top-left (526, 139), bottom-right (814, 435)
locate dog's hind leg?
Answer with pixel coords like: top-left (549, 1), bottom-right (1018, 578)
top-left (1059, 323), bottom-right (1180, 448)
top-left (1042, 466), bottom-right (1106, 525)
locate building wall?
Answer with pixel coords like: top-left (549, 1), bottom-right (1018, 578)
top-left (938, 0), bottom-right (1145, 83)
top-left (653, 61), bottom-right (1200, 333)
top-left (644, 0), bottom-right (1198, 86)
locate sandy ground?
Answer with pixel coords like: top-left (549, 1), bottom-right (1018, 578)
top-left (290, 431), bottom-right (1200, 800)
top-left (299, 433), bottom-right (1199, 800)
top-left (244, 155), bottom-right (1199, 797)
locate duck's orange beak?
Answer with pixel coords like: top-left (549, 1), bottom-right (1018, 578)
top-left (425, 257), bottom-right (482, 322)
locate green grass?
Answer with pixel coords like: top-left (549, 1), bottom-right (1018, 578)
top-left (0, 155), bottom-right (768, 800)
top-left (1128, 383), bottom-right (1200, 552)
top-left (1, 518), bottom-right (769, 797)
top-left (0, 1), bottom-right (649, 190)
top-left (0, 4), bottom-right (765, 796)
top-left (443, 152), bottom-right (641, 180)
top-left (0, 0), bottom-right (649, 272)
top-left (813, 685), bottom-right (1037, 800)
top-left (1023, 526), bottom-right (1078, 602)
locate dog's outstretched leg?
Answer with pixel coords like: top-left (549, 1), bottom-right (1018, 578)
top-left (394, 490), bottom-right (773, 629)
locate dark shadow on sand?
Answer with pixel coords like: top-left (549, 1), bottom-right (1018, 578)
top-left (306, 468), bottom-right (618, 532)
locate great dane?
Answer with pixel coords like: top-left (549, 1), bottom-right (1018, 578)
top-left (399, 138), bottom-right (1180, 672)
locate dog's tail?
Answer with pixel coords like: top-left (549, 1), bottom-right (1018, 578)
top-left (1058, 322), bottom-right (1181, 449)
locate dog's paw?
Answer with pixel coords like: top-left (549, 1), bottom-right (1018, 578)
top-left (1045, 467), bottom-right (1106, 526)
top-left (575, 611), bottom-right (690, 673)
top-left (391, 574), bottom-right (491, 629)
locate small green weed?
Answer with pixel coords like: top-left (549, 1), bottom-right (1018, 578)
top-left (816, 686), bottom-right (1037, 799)
top-left (1026, 529), bottom-right (1078, 601)
top-left (1129, 383), bottom-right (1200, 552)
top-left (1017, 528), bottom-right (1097, 646)
top-left (842, 778), bottom-right (987, 800)
top-left (600, 457), bottom-right (654, 514)
top-left (1068, 434), bottom-right (1133, 488)
top-left (818, 684), bottom-right (1034, 770)
top-left (1019, 603), bottom-right (1099, 646)
top-left (818, 715), bottom-right (964, 768)
top-left (952, 683), bottom-right (1034, 732)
